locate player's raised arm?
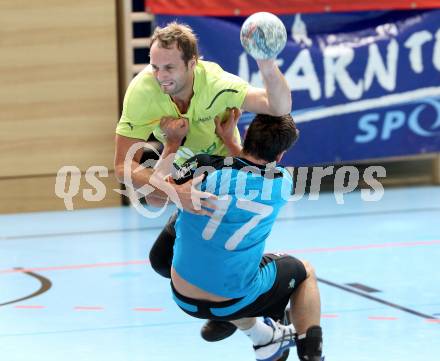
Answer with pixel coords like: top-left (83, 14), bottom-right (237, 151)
top-left (240, 12), bottom-right (292, 116)
top-left (242, 60), bottom-right (291, 116)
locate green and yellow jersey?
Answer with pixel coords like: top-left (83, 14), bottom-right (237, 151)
top-left (116, 60), bottom-right (249, 165)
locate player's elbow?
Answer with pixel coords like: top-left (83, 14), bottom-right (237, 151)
top-left (269, 108), bottom-right (290, 117)
top-left (145, 194), bottom-right (168, 208)
top-left (268, 99), bottom-right (292, 117)
top-left (269, 109), bottom-right (290, 117)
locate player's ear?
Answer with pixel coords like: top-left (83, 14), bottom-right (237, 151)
top-left (275, 151), bottom-right (286, 163)
top-left (188, 57), bottom-right (196, 70)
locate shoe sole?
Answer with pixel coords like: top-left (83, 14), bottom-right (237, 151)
top-left (257, 339), bottom-right (295, 361)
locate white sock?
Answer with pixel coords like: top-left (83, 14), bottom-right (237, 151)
top-left (297, 333), bottom-right (306, 340)
top-left (242, 319), bottom-right (274, 346)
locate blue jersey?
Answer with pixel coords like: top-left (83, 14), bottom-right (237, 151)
top-left (172, 155), bottom-right (293, 303)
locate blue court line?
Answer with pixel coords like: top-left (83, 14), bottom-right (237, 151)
top-left (0, 320), bottom-right (202, 338)
top-left (323, 303), bottom-right (440, 314)
top-left (0, 226), bottom-right (166, 241)
top-left (276, 207), bottom-right (440, 222)
top-left (2, 207), bottom-right (439, 241)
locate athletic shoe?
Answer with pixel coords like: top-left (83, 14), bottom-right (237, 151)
top-left (254, 317), bottom-right (296, 361)
top-left (200, 319), bottom-right (237, 342)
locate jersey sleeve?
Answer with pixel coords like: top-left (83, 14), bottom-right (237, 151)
top-left (278, 166), bottom-right (294, 200)
top-left (202, 61), bottom-right (250, 111)
top-left (115, 76), bottom-right (158, 140)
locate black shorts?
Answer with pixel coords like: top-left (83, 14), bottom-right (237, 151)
top-left (171, 253), bottom-right (307, 322)
top-left (148, 212), bottom-right (178, 278)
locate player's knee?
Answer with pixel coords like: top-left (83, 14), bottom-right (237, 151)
top-left (301, 260), bottom-right (317, 280)
top-left (149, 246), bottom-right (171, 278)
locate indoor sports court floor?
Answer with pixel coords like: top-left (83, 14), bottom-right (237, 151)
top-left (1, 186), bottom-right (439, 361)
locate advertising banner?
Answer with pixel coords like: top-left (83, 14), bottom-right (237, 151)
top-left (156, 10), bottom-right (440, 165)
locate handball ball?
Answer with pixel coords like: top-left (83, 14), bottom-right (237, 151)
top-left (240, 12), bottom-right (287, 60)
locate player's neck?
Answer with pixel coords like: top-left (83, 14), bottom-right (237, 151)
top-left (171, 73), bottom-right (195, 114)
top-left (171, 94), bottom-right (192, 114)
top-left (240, 152), bottom-right (270, 166)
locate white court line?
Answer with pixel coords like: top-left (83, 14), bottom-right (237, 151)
top-left (294, 86), bottom-right (440, 123)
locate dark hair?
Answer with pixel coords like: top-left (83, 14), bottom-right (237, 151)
top-left (242, 114), bottom-right (299, 162)
top-left (150, 22), bottom-right (199, 64)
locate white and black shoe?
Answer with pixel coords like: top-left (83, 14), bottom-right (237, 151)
top-left (254, 317), bottom-right (296, 361)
